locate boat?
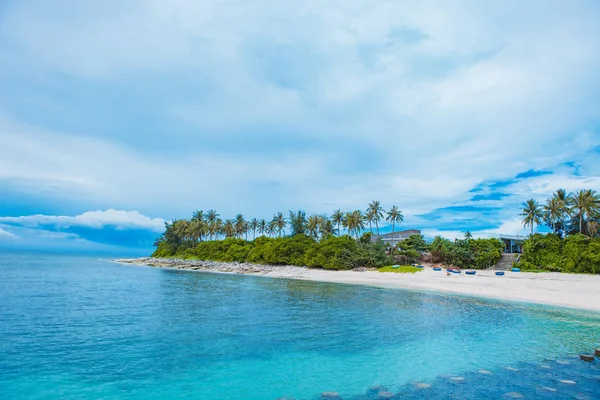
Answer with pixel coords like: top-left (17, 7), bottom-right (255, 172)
top-left (392, 265), bottom-right (400, 269)
top-left (495, 271), bottom-right (505, 276)
top-left (416, 265), bottom-right (424, 269)
top-left (511, 267), bottom-right (521, 272)
top-left (465, 270), bottom-right (476, 275)
top-left (433, 267), bottom-right (442, 271)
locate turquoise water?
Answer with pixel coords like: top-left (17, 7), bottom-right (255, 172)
top-left (1, 252), bottom-right (599, 399)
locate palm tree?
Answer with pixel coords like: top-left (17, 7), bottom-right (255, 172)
top-left (205, 210), bottom-right (219, 240)
top-left (273, 212), bottom-right (286, 237)
top-left (189, 218), bottom-right (207, 243)
top-left (552, 189), bottom-right (571, 236)
top-left (234, 214), bottom-right (246, 238)
top-left (212, 218), bottom-right (223, 240)
top-left (520, 199), bottom-right (544, 236)
top-left (266, 221), bottom-right (276, 237)
top-left (571, 189), bottom-right (600, 234)
top-left (318, 215), bottom-right (334, 237)
top-left (258, 219), bottom-right (267, 237)
top-left (331, 209), bottom-right (344, 236)
top-left (345, 210), bottom-right (365, 238)
top-left (192, 210), bottom-right (205, 222)
top-left (464, 231), bottom-right (472, 240)
top-left (386, 205), bottom-right (404, 241)
top-left (365, 209), bottom-right (375, 234)
top-left (288, 210), bottom-right (307, 236)
top-left (222, 220), bottom-right (235, 238)
top-left (307, 215), bottom-right (319, 239)
top-left (543, 197), bottom-right (561, 233)
top-left (250, 218), bottom-right (259, 239)
top-left (367, 201), bottom-right (385, 236)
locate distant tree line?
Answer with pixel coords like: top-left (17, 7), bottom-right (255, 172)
top-left (153, 201), bottom-right (405, 270)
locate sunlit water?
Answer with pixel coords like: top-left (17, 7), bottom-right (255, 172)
top-left (1, 252), bottom-right (599, 399)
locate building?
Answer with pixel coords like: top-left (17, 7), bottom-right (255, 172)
top-left (496, 234), bottom-right (527, 253)
top-left (372, 229), bottom-right (421, 247)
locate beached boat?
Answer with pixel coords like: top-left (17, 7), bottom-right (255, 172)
top-left (495, 271), bottom-right (505, 276)
top-left (511, 267), bottom-right (520, 272)
top-left (465, 270), bottom-right (476, 275)
top-left (433, 267), bottom-right (442, 271)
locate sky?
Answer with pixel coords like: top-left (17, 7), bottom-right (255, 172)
top-left (1, 0), bottom-right (599, 254)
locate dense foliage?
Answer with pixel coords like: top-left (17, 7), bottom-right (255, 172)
top-left (154, 233), bottom-right (393, 270)
top-left (516, 189), bottom-right (600, 274)
top-left (518, 233), bottom-right (600, 274)
top-left (428, 236), bottom-right (504, 269)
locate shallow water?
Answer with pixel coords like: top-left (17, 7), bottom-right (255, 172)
top-left (1, 252), bottom-right (599, 399)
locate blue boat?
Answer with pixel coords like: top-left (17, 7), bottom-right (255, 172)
top-left (495, 271), bottom-right (505, 276)
top-left (465, 270), bottom-right (476, 275)
top-left (417, 265), bottom-right (424, 269)
top-left (451, 269), bottom-right (461, 274)
top-left (433, 267), bottom-right (442, 271)
top-left (511, 267), bottom-right (521, 272)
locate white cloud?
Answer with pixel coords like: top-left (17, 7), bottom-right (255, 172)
top-left (0, 227), bottom-right (16, 238)
top-left (0, 209), bottom-right (165, 232)
top-left (0, 0), bottom-right (598, 231)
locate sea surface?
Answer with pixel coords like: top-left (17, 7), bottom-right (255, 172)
top-left (1, 252), bottom-right (599, 399)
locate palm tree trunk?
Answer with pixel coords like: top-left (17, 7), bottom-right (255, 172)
top-left (376, 221), bottom-right (380, 236)
top-left (391, 222), bottom-right (395, 255)
top-left (530, 224), bottom-right (533, 236)
top-left (369, 221), bottom-right (372, 234)
top-left (580, 214), bottom-right (583, 233)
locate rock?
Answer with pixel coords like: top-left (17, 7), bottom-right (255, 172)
top-left (538, 387), bottom-right (557, 392)
top-left (449, 376), bottom-right (465, 381)
top-left (559, 379), bottom-right (576, 384)
top-left (478, 369), bottom-right (492, 375)
top-left (320, 392), bottom-right (340, 399)
top-left (595, 348), bottom-right (600, 357)
top-left (415, 382), bottom-right (431, 389)
top-left (505, 366), bottom-right (519, 372)
top-left (580, 354), bottom-right (594, 362)
top-left (504, 392), bottom-right (524, 398)
top-left (377, 391), bottom-right (394, 399)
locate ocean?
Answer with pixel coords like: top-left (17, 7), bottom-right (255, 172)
top-left (1, 252), bottom-right (599, 399)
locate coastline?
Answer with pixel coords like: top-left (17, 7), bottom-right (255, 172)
top-left (116, 258), bottom-right (600, 312)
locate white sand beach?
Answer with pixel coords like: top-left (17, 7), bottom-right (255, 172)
top-left (117, 258), bottom-right (600, 312)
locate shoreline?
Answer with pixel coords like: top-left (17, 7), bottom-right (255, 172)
top-left (115, 258), bottom-right (600, 312)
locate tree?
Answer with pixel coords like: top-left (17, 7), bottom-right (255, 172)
top-left (307, 215), bottom-right (319, 239)
top-left (288, 210), bottom-right (307, 236)
top-left (552, 189), bottom-right (571, 236)
top-left (365, 209), bottom-right (375, 234)
top-left (273, 212), bottom-right (287, 237)
top-left (367, 200), bottom-right (385, 236)
top-left (571, 189), bottom-right (600, 234)
top-left (222, 220), bottom-right (235, 238)
top-left (234, 214), bottom-right (246, 238)
top-left (250, 218), bottom-right (259, 240)
top-left (258, 219), bottom-right (267, 237)
top-left (205, 210), bottom-right (220, 240)
top-left (464, 231), bottom-right (473, 240)
top-left (543, 197), bottom-right (561, 233)
top-left (344, 210), bottom-right (365, 238)
top-left (331, 209), bottom-right (344, 236)
top-left (520, 199), bottom-right (544, 236)
top-left (386, 205), bottom-right (404, 242)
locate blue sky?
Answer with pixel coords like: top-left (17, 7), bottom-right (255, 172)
top-left (1, 0), bottom-right (599, 254)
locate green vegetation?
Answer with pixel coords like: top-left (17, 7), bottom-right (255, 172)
top-left (153, 202), bottom-right (402, 270)
top-left (152, 188), bottom-right (600, 274)
top-left (378, 265), bottom-right (422, 273)
top-left (428, 235), bottom-right (504, 269)
top-left (517, 189), bottom-right (600, 274)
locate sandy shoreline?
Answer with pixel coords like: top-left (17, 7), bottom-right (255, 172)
top-left (116, 258), bottom-right (600, 312)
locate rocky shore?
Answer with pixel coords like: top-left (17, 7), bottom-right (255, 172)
top-left (115, 257), bottom-right (310, 277)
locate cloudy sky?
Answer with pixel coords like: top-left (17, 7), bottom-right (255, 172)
top-left (1, 0), bottom-right (599, 254)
